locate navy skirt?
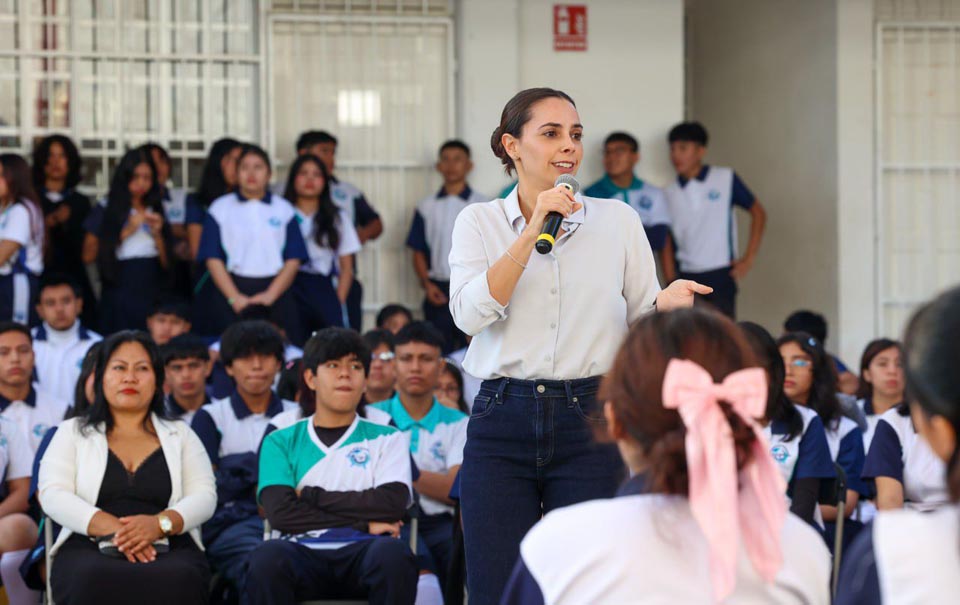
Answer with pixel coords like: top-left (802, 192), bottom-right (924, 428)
top-left (99, 257), bottom-right (163, 334)
top-left (0, 272), bottom-right (39, 326)
top-left (290, 272), bottom-right (345, 346)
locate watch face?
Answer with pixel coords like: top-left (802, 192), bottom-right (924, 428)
top-left (160, 516), bottom-right (173, 533)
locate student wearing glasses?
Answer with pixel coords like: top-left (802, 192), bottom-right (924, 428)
top-left (362, 330), bottom-right (398, 407)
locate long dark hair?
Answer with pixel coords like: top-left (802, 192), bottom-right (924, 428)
top-left (0, 154), bottom-right (44, 248)
top-left (739, 322), bottom-right (803, 441)
top-left (67, 341), bottom-right (104, 419)
top-left (440, 362), bottom-right (469, 414)
top-left (80, 331), bottom-right (168, 435)
top-left (96, 148), bottom-right (167, 284)
top-left (491, 88), bottom-right (577, 176)
top-left (855, 338), bottom-right (904, 401)
top-left (600, 308), bottom-right (759, 496)
top-left (283, 154), bottom-right (340, 251)
top-left (196, 138), bottom-right (242, 208)
top-left (903, 285), bottom-right (960, 500)
top-left (31, 134), bottom-right (82, 191)
top-left (777, 332), bottom-right (842, 430)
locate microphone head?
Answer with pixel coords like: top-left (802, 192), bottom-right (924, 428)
top-left (555, 174), bottom-right (581, 195)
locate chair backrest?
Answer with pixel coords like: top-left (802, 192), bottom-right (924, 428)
top-left (43, 516), bottom-right (54, 605)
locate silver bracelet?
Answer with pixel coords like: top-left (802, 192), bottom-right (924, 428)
top-left (505, 250), bottom-right (527, 270)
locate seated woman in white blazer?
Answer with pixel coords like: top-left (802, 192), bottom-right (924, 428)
top-left (38, 331), bottom-right (217, 605)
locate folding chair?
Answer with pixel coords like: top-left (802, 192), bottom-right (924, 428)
top-left (43, 516), bottom-right (53, 605)
top-left (830, 463), bottom-right (849, 599)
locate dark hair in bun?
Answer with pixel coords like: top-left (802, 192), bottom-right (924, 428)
top-left (490, 88), bottom-right (576, 176)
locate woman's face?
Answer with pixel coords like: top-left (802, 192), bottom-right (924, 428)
top-left (504, 97), bottom-right (583, 192)
top-left (102, 341), bottom-right (157, 415)
top-left (238, 153), bottom-right (270, 196)
top-left (294, 161), bottom-right (325, 200)
top-left (45, 142), bottom-right (70, 181)
top-left (780, 341), bottom-right (813, 404)
top-left (434, 370), bottom-right (461, 410)
top-left (864, 346), bottom-right (904, 401)
top-left (220, 146), bottom-right (243, 188)
top-left (128, 162), bottom-right (154, 200)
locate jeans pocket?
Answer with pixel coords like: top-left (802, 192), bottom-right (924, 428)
top-left (470, 394), bottom-right (498, 420)
top-left (571, 392), bottom-right (605, 424)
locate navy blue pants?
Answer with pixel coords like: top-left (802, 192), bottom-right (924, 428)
top-left (242, 537), bottom-right (417, 605)
top-left (206, 515), bottom-right (263, 596)
top-left (0, 273), bottom-right (38, 326)
top-left (346, 278), bottom-right (363, 332)
top-left (400, 512), bottom-right (454, 587)
top-left (423, 280), bottom-right (465, 354)
top-left (679, 266), bottom-right (738, 319)
top-left (459, 377), bottom-right (624, 605)
top-left (290, 272), bottom-right (344, 347)
top-left (99, 257), bottom-right (163, 333)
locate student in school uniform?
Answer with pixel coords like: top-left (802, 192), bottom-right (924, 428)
top-left (190, 321), bottom-right (297, 600)
top-left (82, 148), bottom-right (171, 334)
top-left (855, 338), bottom-right (904, 450)
top-left (501, 308), bottom-right (831, 605)
top-left (246, 328), bottom-right (417, 605)
top-left (161, 335), bottom-right (212, 425)
top-left (584, 132), bottom-right (672, 267)
top-left (31, 134), bottom-right (97, 328)
top-left (0, 155), bottom-right (44, 325)
top-left (740, 322), bottom-right (836, 528)
top-left (376, 304), bottom-right (413, 335)
top-left (185, 138), bottom-right (244, 338)
top-left (663, 122), bottom-right (767, 318)
top-left (145, 297), bottom-right (192, 347)
top-left (779, 332), bottom-right (868, 547)
top-left (836, 286), bottom-right (960, 604)
top-left (141, 143), bottom-right (193, 299)
top-left (406, 140), bottom-right (489, 354)
top-left (362, 329), bottom-right (398, 407)
top-left (31, 273), bottom-right (102, 403)
top-left (369, 322), bottom-right (467, 603)
top-left (784, 310), bottom-right (860, 396)
top-left (0, 413), bottom-right (40, 605)
top-left (283, 154), bottom-right (361, 346)
top-left (294, 131), bottom-right (384, 332)
top-left (197, 144), bottom-right (308, 340)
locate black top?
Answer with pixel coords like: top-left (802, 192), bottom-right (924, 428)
top-left (40, 189), bottom-right (91, 274)
top-left (314, 424), bottom-right (350, 447)
top-left (97, 448), bottom-right (171, 518)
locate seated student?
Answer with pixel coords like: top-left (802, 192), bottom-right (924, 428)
top-left (839, 292), bottom-right (960, 605)
top-left (784, 310), bottom-right (859, 396)
top-left (31, 134), bottom-right (96, 327)
top-left (362, 329), bottom-right (397, 406)
top-left (283, 153), bottom-right (361, 346)
top-left (197, 144), bottom-right (308, 339)
top-left (663, 122), bottom-right (767, 318)
top-left (740, 322), bottom-right (835, 528)
top-left (406, 140), bottom-right (489, 354)
top-left (247, 327), bottom-right (417, 605)
top-left (82, 148), bottom-right (171, 333)
top-left (32, 273), bottom-right (102, 403)
top-left (146, 297), bottom-right (192, 347)
top-left (0, 414), bottom-right (41, 605)
top-left (584, 132), bottom-right (671, 266)
top-left (376, 304), bottom-right (413, 336)
top-left (186, 138), bottom-right (244, 338)
top-left (161, 335), bottom-right (212, 425)
top-left (0, 154), bottom-right (44, 325)
top-left (435, 363), bottom-right (469, 415)
top-left (0, 322), bottom-right (68, 452)
top-left (293, 131), bottom-right (384, 333)
top-left (190, 320), bottom-right (297, 598)
top-left (855, 338), bottom-right (904, 449)
top-left (369, 322), bottom-right (467, 597)
top-left (38, 331), bottom-right (217, 605)
top-left (502, 308), bottom-right (830, 605)
top-left (779, 333), bottom-right (867, 549)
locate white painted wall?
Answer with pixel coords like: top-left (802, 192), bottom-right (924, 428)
top-left (456, 0), bottom-right (684, 197)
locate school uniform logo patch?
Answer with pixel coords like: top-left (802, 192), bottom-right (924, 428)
top-left (430, 441), bottom-right (446, 462)
top-left (638, 195), bottom-right (653, 210)
top-left (771, 444), bottom-right (789, 463)
top-left (33, 423), bottom-right (49, 439)
top-left (708, 190), bottom-right (722, 201)
top-left (268, 217), bottom-right (283, 228)
top-left (347, 446), bottom-right (371, 468)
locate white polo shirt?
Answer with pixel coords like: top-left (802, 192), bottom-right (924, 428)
top-left (32, 322), bottom-right (102, 404)
top-left (448, 188), bottom-right (660, 381)
top-left (84, 200), bottom-right (160, 261)
top-left (0, 415), bottom-right (32, 482)
top-left (0, 386), bottom-right (69, 453)
top-left (664, 165), bottom-right (756, 273)
top-left (196, 192), bottom-right (309, 279)
top-left (406, 186), bottom-right (490, 282)
top-left (191, 391), bottom-right (297, 463)
top-left (163, 187), bottom-right (189, 226)
top-left (295, 207), bottom-right (362, 277)
top-left (0, 201), bottom-right (43, 276)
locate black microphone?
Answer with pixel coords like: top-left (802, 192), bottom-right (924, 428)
top-left (535, 174), bottom-right (580, 255)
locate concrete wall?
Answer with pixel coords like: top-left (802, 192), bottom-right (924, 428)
top-left (456, 0), bottom-right (684, 197)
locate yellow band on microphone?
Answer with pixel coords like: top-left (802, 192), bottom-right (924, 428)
top-left (537, 233), bottom-right (556, 246)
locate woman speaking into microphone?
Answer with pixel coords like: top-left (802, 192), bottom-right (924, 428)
top-left (449, 87), bottom-right (711, 604)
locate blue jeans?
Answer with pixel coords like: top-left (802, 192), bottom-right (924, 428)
top-left (460, 377), bottom-right (624, 605)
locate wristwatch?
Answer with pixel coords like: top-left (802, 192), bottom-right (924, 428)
top-left (157, 514), bottom-right (173, 536)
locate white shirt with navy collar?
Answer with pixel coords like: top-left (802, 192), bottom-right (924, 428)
top-left (329, 177), bottom-right (380, 232)
top-left (0, 385), bottom-right (69, 453)
top-left (32, 321), bottom-right (102, 404)
top-left (0, 415), bottom-right (33, 483)
top-left (190, 390), bottom-right (297, 464)
top-left (664, 165), bottom-right (756, 273)
top-left (406, 185), bottom-right (490, 282)
top-left (84, 199), bottom-right (160, 261)
top-left (196, 191), bottom-right (309, 279)
top-left (165, 393), bottom-right (210, 427)
top-left (448, 187), bottom-right (660, 381)
top-left (0, 201), bottom-right (43, 276)
top-left (295, 206), bottom-right (362, 277)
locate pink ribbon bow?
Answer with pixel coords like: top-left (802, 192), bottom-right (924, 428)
top-left (662, 359), bottom-right (787, 602)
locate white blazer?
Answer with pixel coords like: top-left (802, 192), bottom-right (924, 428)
top-left (38, 414), bottom-right (217, 556)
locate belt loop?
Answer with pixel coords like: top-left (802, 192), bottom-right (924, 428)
top-left (496, 378), bottom-right (508, 403)
top-left (563, 380), bottom-right (574, 407)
